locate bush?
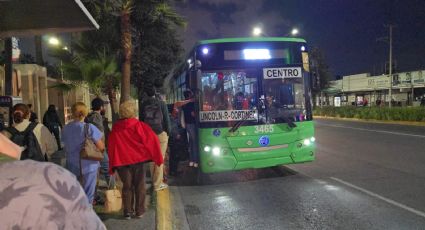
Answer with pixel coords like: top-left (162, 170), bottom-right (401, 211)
top-left (313, 106), bottom-right (425, 122)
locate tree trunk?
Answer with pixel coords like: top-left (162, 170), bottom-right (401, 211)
top-left (34, 35), bottom-right (44, 65)
top-left (108, 89), bottom-right (119, 123)
top-left (120, 10), bottom-right (132, 103)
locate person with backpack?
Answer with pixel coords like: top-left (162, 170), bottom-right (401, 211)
top-left (2, 104), bottom-right (57, 161)
top-left (140, 88), bottom-right (171, 191)
top-left (85, 98), bottom-right (110, 184)
top-left (43, 104), bottom-right (63, 150)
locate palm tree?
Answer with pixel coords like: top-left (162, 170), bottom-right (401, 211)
top-left (119, 0), bottom-right (132, 103)
top-left (49, 46), bottom-right (121, 121)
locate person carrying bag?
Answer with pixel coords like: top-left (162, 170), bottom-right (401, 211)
top-left (62, 102), bottom-right (105, 205)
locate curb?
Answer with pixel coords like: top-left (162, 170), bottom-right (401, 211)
top-left (314, 116), bottom-right (425, 127)
top-left (156, 189), bottom-right (172, 230)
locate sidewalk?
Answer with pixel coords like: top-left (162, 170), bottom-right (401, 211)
top-left (50, 150), bottom-right (156, 230)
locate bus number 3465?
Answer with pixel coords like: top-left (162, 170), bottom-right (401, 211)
top-left (254, 125), bottom-right (274, 134)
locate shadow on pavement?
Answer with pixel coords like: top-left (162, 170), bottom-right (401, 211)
top-left (168, 164), bottom-right (298, 187)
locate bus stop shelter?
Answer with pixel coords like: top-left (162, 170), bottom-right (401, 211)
top-left (0, 0), bottom-right (99, 94)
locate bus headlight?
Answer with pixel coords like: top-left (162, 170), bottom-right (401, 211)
top-left (303, 139), bottom-right (311, 146)
top-left (310, 137), bottom-right (316, 142)
top-left (204, 145), bottom-right (211, 152)
top-left (212, 147), bottom-right (221, 156)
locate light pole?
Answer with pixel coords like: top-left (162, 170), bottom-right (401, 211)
top-left (48, 36), bottom-right (67, 80)
top-left (291, 28), bottom-right (299, 36)
top-left (388, 25), bottom-right (393, 108)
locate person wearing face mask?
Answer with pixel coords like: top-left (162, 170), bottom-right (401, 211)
top-left (2, 103), bottom-right (57, 161)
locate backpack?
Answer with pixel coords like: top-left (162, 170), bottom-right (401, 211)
top-left (142, 98), bottom-right (163, 134)
top-left (7, 122), bottom-right (46, 162)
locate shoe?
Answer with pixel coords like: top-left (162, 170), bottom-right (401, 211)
top-left (124, 213), bottom-right (131, 220)
top-left (193, 163), bottom-right (198, 168)
top-left (135, 213), bottom-right (145, 219)
top-left (189, 162), bottom-right (194, 167)
top-left (155, 183), bottom-right (168, 191)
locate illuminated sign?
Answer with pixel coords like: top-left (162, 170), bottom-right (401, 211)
top-left (263, 67), bottom-right (302, 79)
top-left (200, 110), bottom-right (258, 122)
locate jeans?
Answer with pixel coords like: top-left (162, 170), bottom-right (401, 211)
top-left (117, 162), bottom-right (146, 216)
top-left (186, 124), bottom-right (199, 163)
top-left (150, 132), bottom-right (168, 189)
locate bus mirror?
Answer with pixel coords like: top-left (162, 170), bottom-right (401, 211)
top-left (195, 60), bottom-right (202, 68)
top-left (188, 60), bottom-right (201, 69)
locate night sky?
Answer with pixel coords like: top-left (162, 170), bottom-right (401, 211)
top-left (174, 0), bottom-right (425, 77)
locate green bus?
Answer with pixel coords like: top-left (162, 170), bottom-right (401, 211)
top-left (167, 37), bottom-right (315, 176)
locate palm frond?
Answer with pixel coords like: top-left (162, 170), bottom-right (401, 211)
top-left (154, 3), bottom-right (187, 28)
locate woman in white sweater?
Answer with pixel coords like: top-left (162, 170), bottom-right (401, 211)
top-left (2, 103), bottom-right (57, 160)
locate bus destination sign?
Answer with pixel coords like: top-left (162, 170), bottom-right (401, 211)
top-left (263, 67), bottom-right (302, 79)
top-left (200, 110), bottom-right (258, 122)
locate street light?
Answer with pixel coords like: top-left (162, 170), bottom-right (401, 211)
top-left (48, 37), bottom-right (60, 46)
top-left (291, 28), bottom-right (299, 36)
top-left (47, 36), bottom-right (66, 80)
top-left (253, 27), bottom-right (263, 37)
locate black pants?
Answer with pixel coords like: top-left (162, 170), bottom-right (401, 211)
top-left (50, 125), bottom-right (61, 149)
top-left (169, 147), bottom-right (180, 174)
top-left (116, 162), bottom-right (146, 216)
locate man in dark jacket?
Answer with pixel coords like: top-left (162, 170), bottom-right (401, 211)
top-left (85, 98), bottom-right (110, 183)
top-left (140, 88), bottom-right (171, 191)
top-left (43, 104), bottom-right (62, 150)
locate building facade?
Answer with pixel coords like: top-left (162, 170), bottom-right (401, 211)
top-left (0, 64), bottom-right (90, 124)
top-left (319, 70), bottom-right (425, 107)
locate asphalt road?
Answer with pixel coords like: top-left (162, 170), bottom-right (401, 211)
top-left (169, 119), bottom-right (425, 230)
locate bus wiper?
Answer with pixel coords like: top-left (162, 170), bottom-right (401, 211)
top-left (282, 116), bottom-right (297, 128)
top-left (276, 116), bottom-right (297, 129)
top-left (229, 115), bottom-right (250, 133)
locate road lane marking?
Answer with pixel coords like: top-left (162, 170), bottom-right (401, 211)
top-left (330, 177), bottom-right (425, 219)
top-left (320, 124), bottom-right (425, 138)
top-left (156, 188), bottom-right (172, 230)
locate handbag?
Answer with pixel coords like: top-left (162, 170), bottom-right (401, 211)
top-left (80, 123), bottom-right (103, 161)
top-left (104, 176), bottom-right (122, 213)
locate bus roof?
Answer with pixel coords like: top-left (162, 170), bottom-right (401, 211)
top-left (198, 37), bottom-right (307, 45)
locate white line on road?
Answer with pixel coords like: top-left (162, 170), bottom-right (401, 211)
top-left (321, 124), bottom-right (425, 138)
top-left (330, 177), bottom-right (425, 219)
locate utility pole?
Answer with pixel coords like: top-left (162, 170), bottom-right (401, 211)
top-left (4, 38), bottom-right (12, 96)
top-left (388, 25), bottom-right (393, 108)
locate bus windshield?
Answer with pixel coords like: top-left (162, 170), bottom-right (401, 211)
top-left (200, 69), bottom-right (306, 126)
top-left (261, 78), bottom-right (305, 124)
top-left (201, 71), bottom-right (257, 112)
